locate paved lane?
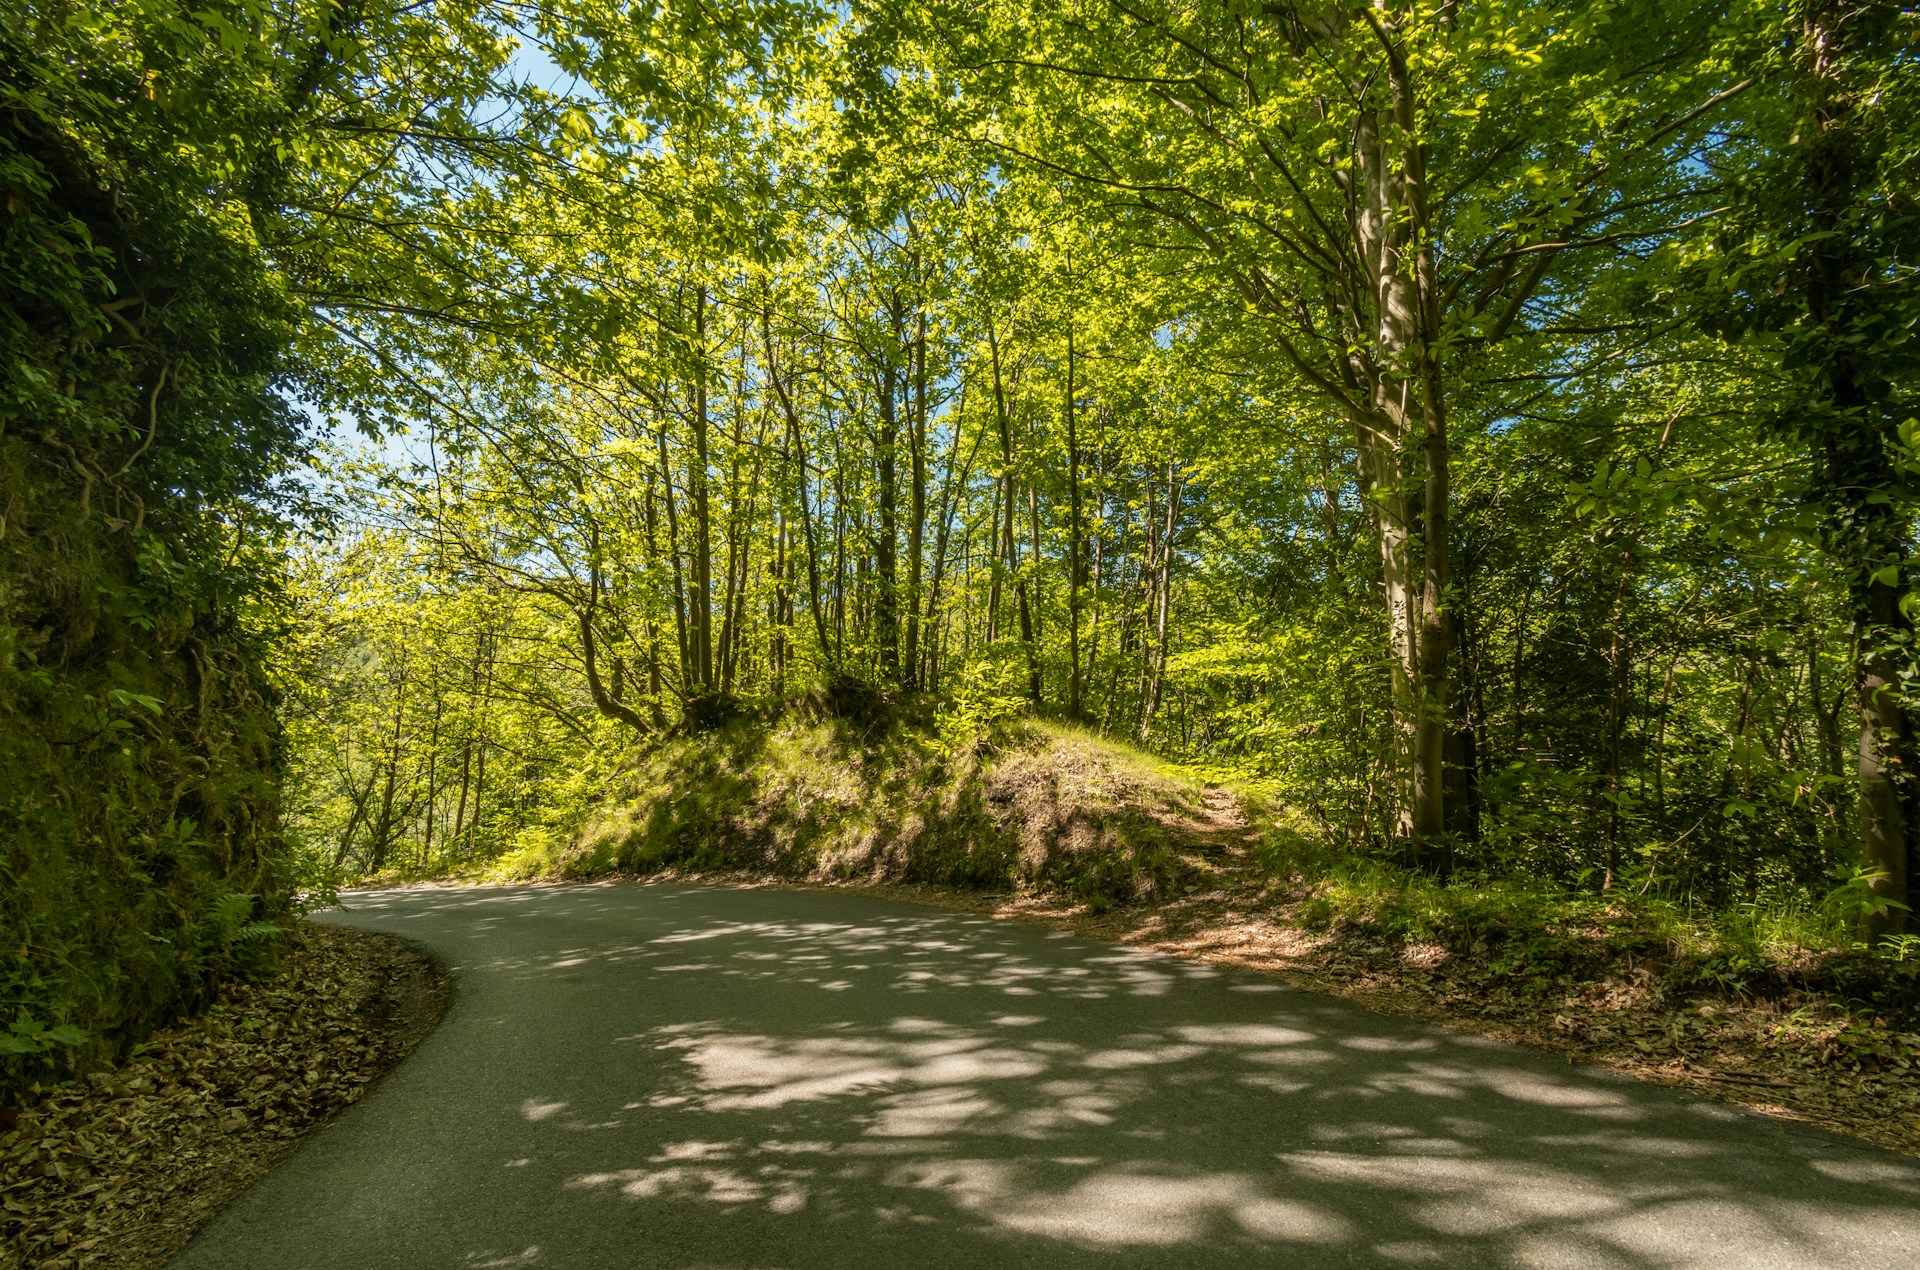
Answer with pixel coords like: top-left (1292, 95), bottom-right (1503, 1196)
top-left (172, 884), bottom-right (1920, 1268)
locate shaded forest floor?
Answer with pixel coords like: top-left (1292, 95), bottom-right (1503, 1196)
top-left (0, 926), bottom-right (446, 1270)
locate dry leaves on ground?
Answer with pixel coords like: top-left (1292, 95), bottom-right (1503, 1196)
top-left (0, 924), bottom-right (446, 1270)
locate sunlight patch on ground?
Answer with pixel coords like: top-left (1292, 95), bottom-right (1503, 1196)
top-left (649, 1025), bottom-right (1049, 1112)
top-left (890, 1159), bottom-right (1353, 1247)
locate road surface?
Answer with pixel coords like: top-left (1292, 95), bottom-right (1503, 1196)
top-left (171, 883), bottom-right (1920, 1268)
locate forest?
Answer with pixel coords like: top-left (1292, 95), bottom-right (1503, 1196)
top-left (4, 0), bottom-right (1918, 1095)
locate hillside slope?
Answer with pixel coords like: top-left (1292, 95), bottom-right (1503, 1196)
top-left (491, 718), bottom-right (1249, 909)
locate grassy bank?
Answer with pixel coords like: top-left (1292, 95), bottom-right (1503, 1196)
top-left (483, 715), bottom-right (1227, 910)
top-left (1257, 827), bottom-right (1920, 1017)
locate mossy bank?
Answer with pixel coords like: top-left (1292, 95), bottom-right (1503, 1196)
top-left (483, 717), bottom-right (1236, 910)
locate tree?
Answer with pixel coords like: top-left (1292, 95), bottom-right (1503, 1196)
top-left (1702, 0), bottom-right (1920, 931)
top-left (937, 0), bottom-right (1755, 856)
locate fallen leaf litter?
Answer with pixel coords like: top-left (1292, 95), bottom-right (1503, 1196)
top-left (0, 924), bottom-right (445, 1270)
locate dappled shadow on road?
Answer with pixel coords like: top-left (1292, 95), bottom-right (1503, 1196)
top-left (347, 886), bottom-right (1920, 1268)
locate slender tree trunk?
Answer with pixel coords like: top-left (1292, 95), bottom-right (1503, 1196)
top-left (1139, 466), bottom-right (1182, 742)
top-left (1810, 638), bottom-right (1847, 783)
top-left (924, 384), bottom-right (981, 685)
top-left (984, 476), bottom-right (1003, 643)
top-left (465, 629), bottom-right (495, 857)
top-left (1021, 482), bottom-right (1041, 706)
top-left (333, 778), bottom-right (372, 872)
top-left (451, 632), bottom-right (480, 847)
top-left (1112, 475), bottom-right (1159, 732)
top-left (1602, 546), bottom-right (1636, 890)
top-left (655, 422), bottom-right (691, 692)
top-left (763, 318), bottom-right (835, 669)
top-left (1651, 649), bottom-right (1682, 822)
top-left (832, 460), bottom-right (847, 660)
top-left (714, 405), bottom-right (765, 694)
top-left (715, 449), bottom-right (744, 691)
top-left (467, 739), bottom-right (486, 858)
top-left (904, 307), bottom-right (928, 688)
top-left (689, 287), bottom-right (716, 696)
top-left (987, 322), bottom-right (1029, 677)
top-left (1084, 425), bottom-right (1107, 718)
top-left (875, 309), bottom-right (900, 680)
top-left (1064, 317), bottom-right (1086, 720)
top-left (451, 739), bottom-right (472, 850)
top-left (368, 664), bottom-right (408, 873)
top-left (421, 694), bottom-right (440, 867)
top-left (580, 550), bottom-right (653, 735)
top-left (641, 476), bottom-right (672, 728)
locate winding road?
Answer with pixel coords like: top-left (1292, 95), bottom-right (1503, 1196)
top-left (170, 883), bottom-right (1920, 1268)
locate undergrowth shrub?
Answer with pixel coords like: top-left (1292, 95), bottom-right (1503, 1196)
top-left (1, 33), bottom-right (302, 1099)
top-left (1258, 822), bottom-right (1920, 1014)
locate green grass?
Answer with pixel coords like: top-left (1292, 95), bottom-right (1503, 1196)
top-left (484, 714), bottom-right (1210, 909)
top-left (1253, 821), bottom-right (1920, 1016)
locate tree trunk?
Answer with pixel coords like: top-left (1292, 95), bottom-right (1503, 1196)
top-left (904, 307), bottom-right (928, 688)
top-left (1139, 466), bottom-right (1182, 743)
top-left (467, 738), bottom-right (486, 858)
top-left (1348, 23), bottom-right (1451, 860)
top-left (421, 695), bottom-right (440, 867)
top-left (1064, 316), bottom-right (1086, 720)
top-left (875, 301), bottom-right (901, 681)
top-left (1602, 546), bottom-right (1636, 890)
top-left (987, 321), bottom-right (1035, 692)
top-left (763, 316), bottom-right (835, 669)
top-left (1801, 1), bottom-right (1913, 934)
top-left (689, 287), bottom-right (716, 696)
top-left (641, 475), bottom-right (672, 727)
top-left (924, 382), bottom-right (981, 689)
top-left (464, 628), bottom-right (495, 858)
top-left (984, 475), bottom-right (1003, 644)
top-left (367, 651), bottom-right (410, 872)
top-left (655, 422), bottom-right (691, 692)
top-left (832, 459), bottom-right (847, 659)
top-left (580, 560), bottom-right (652, 735)
top-left (451, 739), bottom-right (471, 851)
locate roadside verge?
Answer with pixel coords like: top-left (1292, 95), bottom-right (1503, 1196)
top-left (0, 925), bottom-right (448, 1270)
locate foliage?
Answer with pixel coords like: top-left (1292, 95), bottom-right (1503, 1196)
top-left (0, 7), bottom-right (315, 1097)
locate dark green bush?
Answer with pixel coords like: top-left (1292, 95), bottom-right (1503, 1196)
top-left (1, 30), bottom-right (301, 1099)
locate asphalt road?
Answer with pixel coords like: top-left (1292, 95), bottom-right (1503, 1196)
top-left (170, 883), bottom-right (1920, 1268)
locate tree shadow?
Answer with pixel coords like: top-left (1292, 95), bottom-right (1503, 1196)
top-left (189, 885), bottom-right (1920, 1269)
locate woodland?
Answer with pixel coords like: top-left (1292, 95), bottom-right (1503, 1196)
top-left (3, 0), bottom-right (1918, 1098)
